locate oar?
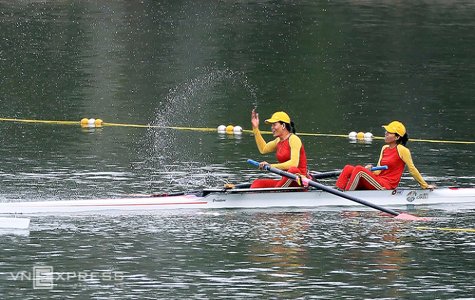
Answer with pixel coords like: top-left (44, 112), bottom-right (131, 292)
top-left (311, 166), bottom-right (388, 180)
top-left (247, 159), bottom-right (428, 221)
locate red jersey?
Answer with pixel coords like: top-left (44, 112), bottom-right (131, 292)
top-left (275, 136), bottom-right (308, 175)
top-left (377, 146), bottom-right (406, 188)
top-left (376, 145), bottom-right (429, 189)
top-left (252, 128), bottom-right (308, 175)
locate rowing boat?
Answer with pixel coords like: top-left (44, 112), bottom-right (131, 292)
top-left (0, 187), bottom-right (474, 215)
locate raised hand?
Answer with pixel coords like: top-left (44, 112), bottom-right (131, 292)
top-left (251, 108), bottom-right (259, 129)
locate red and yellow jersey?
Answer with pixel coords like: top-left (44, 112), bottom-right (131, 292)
top-left (252, 128), bottom-right (308, 175)
top-left (375, 144), bottom-right (429, 189)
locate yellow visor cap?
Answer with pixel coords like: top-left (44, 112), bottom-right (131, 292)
top-left (265, 111), bottom-right (291, 124)
top-left (382, 121), bottom-right (406, 136)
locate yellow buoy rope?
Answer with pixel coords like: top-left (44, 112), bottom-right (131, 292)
top-left (0, 117), bottom-right (474, 145)
top-left (0, 117), bottom-right (79, 126)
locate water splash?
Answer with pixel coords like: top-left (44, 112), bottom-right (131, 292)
top-left (142, 67), bottom-right (258, 191)
top-left (152, 68), bottom-right (257, 127)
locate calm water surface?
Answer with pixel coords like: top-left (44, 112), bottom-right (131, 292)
top-left (1, 0), bottom-right (474, 298)
top-left (1, 210), bottom-right (474, 298)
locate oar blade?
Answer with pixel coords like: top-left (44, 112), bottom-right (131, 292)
top-left (394, 213), bottom-right (431, 221)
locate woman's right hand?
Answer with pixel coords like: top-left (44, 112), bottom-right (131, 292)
top-left (251, 109), bottom-right (259, 129)
top-left (258, 161), bottom-right (269, 170)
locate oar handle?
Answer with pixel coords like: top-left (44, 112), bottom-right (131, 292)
top-left (247, 159), bottom-right (260, 168)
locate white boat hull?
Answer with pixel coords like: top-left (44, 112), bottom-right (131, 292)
top-left (0, 187), bottom-right (474, 215)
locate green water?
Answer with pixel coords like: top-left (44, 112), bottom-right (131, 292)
top-left (1, 1), bottom-right (474, 298)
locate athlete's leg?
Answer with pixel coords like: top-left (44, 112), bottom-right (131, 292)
top-left (274, 167), bottom-right (305, 187)
top-left (336, 165), bottom-right (355, 190)
top-left (250, 178), bottom-right (280, 188)
top-left (345, 166), bottom-right (386, 191)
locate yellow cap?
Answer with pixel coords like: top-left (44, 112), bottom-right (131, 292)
top-left (383, 121), bottom-right (406, 136)
top-left (265, 111), bottom-right (291, 124)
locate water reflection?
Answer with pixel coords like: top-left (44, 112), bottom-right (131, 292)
top-left (0, 209), bottom-right (474, 298)
top-left (0, 229), bottom-right (30, 237)
top-left (248, 212), bottom-right (311, 280)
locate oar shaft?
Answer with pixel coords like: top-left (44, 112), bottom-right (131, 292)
top-left (247, 159), bottom-right (399, 216)
top-left (311, 170), bottom-right (342, 179)
top-left (311, 165), bottom-right (388, 179)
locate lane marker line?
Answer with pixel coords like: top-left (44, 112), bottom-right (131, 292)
top-left (1, 117), bottom-right (474, 144)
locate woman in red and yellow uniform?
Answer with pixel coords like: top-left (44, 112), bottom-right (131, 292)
top-left (250, 109), bottom-right (308, 188)
top-left (336, 121), bottom-right (435, 191)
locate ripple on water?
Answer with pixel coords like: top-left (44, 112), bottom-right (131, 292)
top-left (0, 209), bottom-right (474, 298)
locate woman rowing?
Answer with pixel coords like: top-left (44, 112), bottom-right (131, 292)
top-left (250, 109), bottom-right (308, 188)
top-left (336, 121), bottom-right (435, 191)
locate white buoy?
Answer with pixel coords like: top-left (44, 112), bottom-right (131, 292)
top-left (88, 118), bottom-right (96, 128)
top-left (0, 217), bottom-right (30, 229)
top-left (217, 125), bottom-right (226, 133)
top-left (233, 125), bottom-right (243, 134)
top-left (364, 132), bottom-right (373, 141)
top-left (348, 131), bottom-right (357, 140)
